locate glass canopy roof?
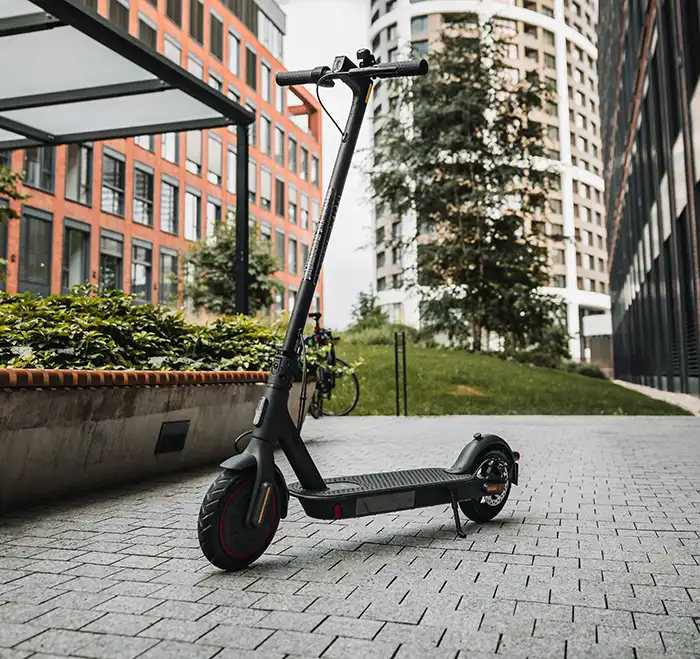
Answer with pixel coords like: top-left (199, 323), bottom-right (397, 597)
top-left (0, 0), bottom-right (254, 150)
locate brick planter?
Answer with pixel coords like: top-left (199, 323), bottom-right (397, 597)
top-left (0, 368), bottom-right (305, 511)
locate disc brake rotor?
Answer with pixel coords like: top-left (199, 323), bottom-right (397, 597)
top-left (475, 456), bottom-right (510, 507)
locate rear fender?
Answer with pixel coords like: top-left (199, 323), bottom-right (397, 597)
top-left (446, 434), bottom-right (519, 485)
top-left (219, 452), bottom-right (289, 519)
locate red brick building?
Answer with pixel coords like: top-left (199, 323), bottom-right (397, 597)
top-left (0, 0), bottom-right (323, 316)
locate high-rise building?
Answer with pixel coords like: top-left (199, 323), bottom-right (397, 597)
top-left (0, 0), bottom-right (323, 316)
top-left (599, 0), bottom-right (700, 395)
top-left (369, 0), bottom-right (608, 358)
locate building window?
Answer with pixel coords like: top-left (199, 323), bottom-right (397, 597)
top-left (160, 179), bottom-right (179, 235)
top-left (134, 134), bottom-right (155, 152)
top-left (275, 178), bottom-right (285, 218)
top-left (24, 146), bottom-right (55, 193)
top-left (377, 251), bottom-right (385, 268)
top-left (206, 199), bottom-right (222, 238)
top-left (260, 168), bottom-right (272, 211)
top-left (133, 166), bottom-right (154, 227)
top-left (260, 221), bottom-right (271, 242)
top-left (186, 131), bottom-right (202, 175)
top-left (65, 144), bottom-right (92, 206)
top-left (275, 127), bottom-right (285, 166)
top-left (100, 231), bottom-right (123, 291)
top-left (228, 32), bottom-right (240, 75)
top-left (189, 0), bottom-right (204, 43)
top-left (166, 0), bottom-right (181, 25)
top-left (101, 152), bottom-right (125, 216)
top-left (288, 136), bottom-right (298, 173)
top-left (138, 16), bottom-right (157, 48)
top-left (311, 155), bottom-right (320, 188)
top-left (246, 102), bottom-right (257, 146)
top-left (184, 190), bottom-right (201, 241)
top-left (61, 222), bottom-right (90, 294)
top-left (288, 185), bottom-right (298, 224)
top-left (275, 229), bottom-right (285, 266)
top-left (288, 235), bottom-right (297, 274)
top-left (260, 116), bottom-right (272, 156)
top-left (246, 47), bottom-right (257, 90)
top-left (300, 242), bottom-right (309, 272)
top-left (208, 71), bottom-right (223, 92)
top-left (208, 134), bottom-right (223, 186)
top-left (525, 47), bottom-right (538, 63)
top-left (377, 276), bottom-right (386, 291)
top-left (159, 249), bottom-right (179, 305)
top-left (248, 159), bottom-right (257, 203)
top-left (274, 288), bottom-right (285, 317)
top-left (164, 36), bottom-right (181, 64)
top-left (300, 147), bottom-right (309, 181)
top-left (162, 133), bottom-right (179, 163)
top-left (300, 193), bottom-right (309, 229)
top-left (376, 226), bottom-right (385, 244)
top-left (131, 241), bottom-right (153, 302)
top-left (18, 209), bottom-right (52, 296)
top-left (412, 41), bottom-right (428, 58)
top-left (543, 29), bottom-right (555, 45)
top-left (210, 12), bottom-right (223, 60)
top-left (261, 62), bottom-right (271, 103)
top-left (275, 86), bottom-right (285, 115)
top-left (0, 151), bottom-right (10, 168)
top-left (227, 147), bottom-right (237, 193)
top-left (109, 0), bottom-right (129, 30)
top-left (387, 23), bottom-right (397, 40)
top-left (411, 15), bottom-right (428, 34)
top-left (311, 199), bottom-right (320, 232)
top-left (544, 53), bottom-right (556, 69)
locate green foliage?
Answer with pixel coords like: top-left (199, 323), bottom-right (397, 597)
top-left (0, 285), bottom-right (284, 372)
top-left (0, 165), bottom-right (28, 282)
top-left (573, 363), bottom-right (607, 379)
top-left (342, 323), bottom-right (420, 346)
top-left (184, 218), bottom-right (282, 316)
top-left (369, 18), bottom-right (560, 351)
top-left (348, 290), bottom-right (389, 331)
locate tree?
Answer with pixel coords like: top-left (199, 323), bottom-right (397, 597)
top-left (369, 16), bottom-right (562, 351)
top-left (184, 216), bottom-right (282, 316)
top-left (0, 166), bottom-right (28, 283)
top-left (349, 290), bottom-right (389, 330)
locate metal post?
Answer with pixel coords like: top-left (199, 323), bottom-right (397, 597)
top-left (402, 331), bottom-right (407, 417)
top-left (235, 124), bottom-right (250, 315)
top-left (394, 332), bottom-right (400, 417)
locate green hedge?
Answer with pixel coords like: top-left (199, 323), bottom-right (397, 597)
top-left (0, 286), bottom-right (286, 372)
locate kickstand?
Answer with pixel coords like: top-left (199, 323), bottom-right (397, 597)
top-left (450, 491), bottom-right (466, 539)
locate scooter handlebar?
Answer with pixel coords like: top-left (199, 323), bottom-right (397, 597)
top-left (359, 59), bottom-right (429, 79)
top-left (276, 66), bottom-right (331, 87)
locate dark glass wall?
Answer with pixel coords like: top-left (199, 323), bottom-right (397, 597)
top-left (599, 0), bottom-right (700, 395)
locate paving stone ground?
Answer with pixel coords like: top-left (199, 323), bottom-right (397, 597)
top-left (1, 415), bottom-right (700, 659)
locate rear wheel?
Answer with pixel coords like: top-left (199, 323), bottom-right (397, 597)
top-left (459, 450), bottom-right (512, 523)
top-left (323, 358), bottom-right (360, 417)
top-left (198, 469), bottom-right (281, 571)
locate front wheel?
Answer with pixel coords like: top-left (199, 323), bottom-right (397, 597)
top-left (198, 469), bottom-right (281, 571)
top-left (459, 450), bottom-right (512, 523)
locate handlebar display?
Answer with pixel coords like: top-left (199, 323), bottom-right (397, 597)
top-left (276, 58), bottom-right (428, 87)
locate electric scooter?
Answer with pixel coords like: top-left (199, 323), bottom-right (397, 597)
top-left (198, 49), bottom-right (521, 571)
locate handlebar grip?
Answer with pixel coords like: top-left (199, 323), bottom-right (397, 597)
top-left (276, 66), bottom-right (330, 87)
top-left (394, 59), bottom-right (429, 77)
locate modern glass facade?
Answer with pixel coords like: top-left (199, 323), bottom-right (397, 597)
top-left (599, 0), bottom-right (700, 395)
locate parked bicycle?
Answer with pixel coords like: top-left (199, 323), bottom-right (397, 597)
top-left (304, 312), bottom-right (359, 418)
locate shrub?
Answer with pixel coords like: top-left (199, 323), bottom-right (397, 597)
top-left (575, 363), bottom-right (607, 380)
top-left (0, 286), bottom-right (286, 372)
top-left (342, 323), bottom-right (423, 346)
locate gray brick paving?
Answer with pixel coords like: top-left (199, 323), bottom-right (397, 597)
top-left (0, 415), bottom-right (699, 658)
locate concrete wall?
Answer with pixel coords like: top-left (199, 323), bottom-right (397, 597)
top-left (0, 373), bottom-right (304, 511)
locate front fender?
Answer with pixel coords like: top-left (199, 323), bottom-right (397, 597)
top-left (219, 452), bottom-right (289, 518)
top-left (445, 433), bottom-right (518, 485)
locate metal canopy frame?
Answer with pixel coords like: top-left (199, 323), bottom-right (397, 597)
top-left (0, 0), bottom-right (254, 314)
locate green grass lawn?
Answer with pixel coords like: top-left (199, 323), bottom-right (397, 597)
top-left (334, 344), bottom-right (689, 416)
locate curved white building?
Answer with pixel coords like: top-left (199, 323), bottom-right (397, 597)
top-left (369, 0), bottom-right (609, 359)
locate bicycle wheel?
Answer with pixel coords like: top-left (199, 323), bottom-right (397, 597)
top-left (322, 357), bottom-right (360, 416)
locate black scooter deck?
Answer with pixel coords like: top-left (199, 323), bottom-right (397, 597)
top-left (288, 467), bottom-right (488, 520)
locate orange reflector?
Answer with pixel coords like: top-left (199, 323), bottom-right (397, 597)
top-left (485, 484), bottom-right (505, 494)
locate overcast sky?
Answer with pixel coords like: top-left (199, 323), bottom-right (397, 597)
top-left (278, 0), bottom-right (374, 330)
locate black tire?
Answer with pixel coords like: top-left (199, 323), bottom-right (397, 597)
top-left (198, 469), bottom-right (281, 571)
top-left (308, 387), bottom-right (322, 419)
top-left (322, 358), bottom-right (360, 417)
top-left (459, 449), bottom-right (512, 523)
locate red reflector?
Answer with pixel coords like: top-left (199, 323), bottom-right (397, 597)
top-left (333, 505), bottom-right (342, 519)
